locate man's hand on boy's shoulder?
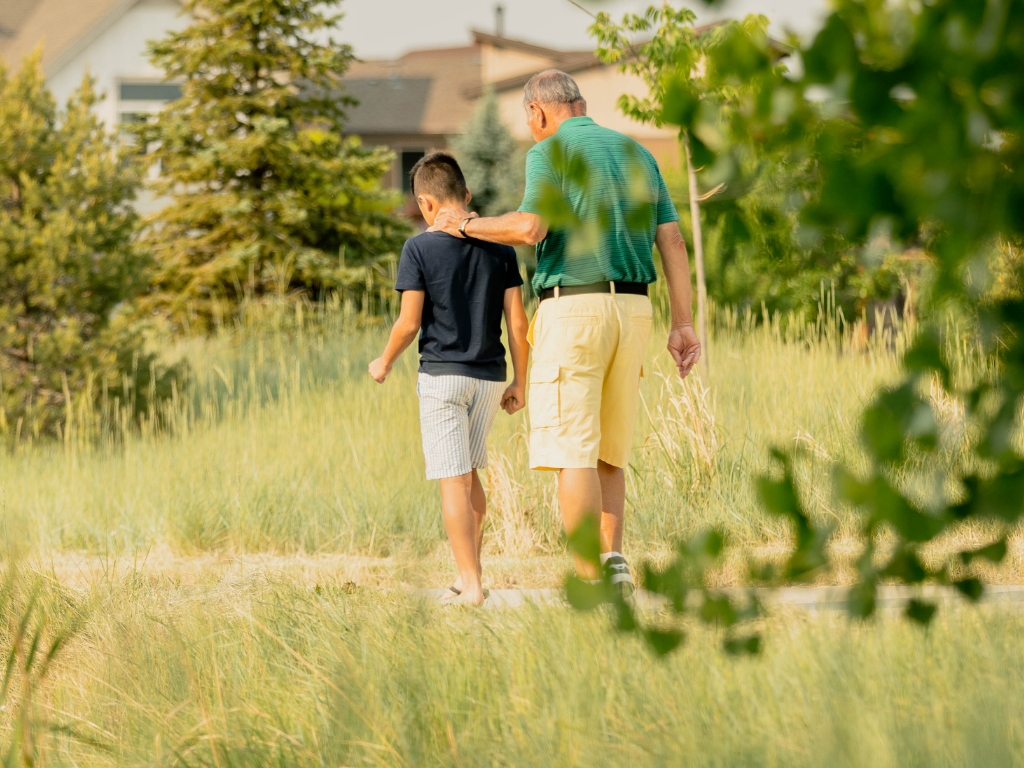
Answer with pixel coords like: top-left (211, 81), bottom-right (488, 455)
top-left (368, 357), bottom-right (391, 383)
top-left (501, 381), bottom-right (526, 415)
top-left (428, 207), bottom-right (477, 238)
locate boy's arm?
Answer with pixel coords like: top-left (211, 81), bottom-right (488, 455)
top-left (369, 290), bottom-right (424, 383)
top-left (501, 286), bottom-right (530, 415)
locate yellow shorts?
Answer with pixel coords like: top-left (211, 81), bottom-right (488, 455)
top-left (527, 292), bottom-right (653, 470)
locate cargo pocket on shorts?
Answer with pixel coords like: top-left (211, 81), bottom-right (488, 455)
top-left (528, 363), bottom-right (560, 428)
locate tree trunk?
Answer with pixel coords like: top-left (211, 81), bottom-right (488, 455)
top-left (683, 131), bottom-right (710, 379)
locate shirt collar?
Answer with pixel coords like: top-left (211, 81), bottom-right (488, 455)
top-left (557, 116), bottom-right (595, 133)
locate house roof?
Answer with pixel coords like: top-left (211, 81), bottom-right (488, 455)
top-left (345, 44), bottom-right (481, 136)
top-left (0, 0), bottom-right (182, 74)
top-left (0, 0), bottom-right (43, 39)
top-left (467, 22), bottom-right (791, 99)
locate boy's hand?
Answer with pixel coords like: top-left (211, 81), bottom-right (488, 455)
top-left (368, 357), bottom-right (391, 383)
top-left (501, 382), bottom-right (525, 415)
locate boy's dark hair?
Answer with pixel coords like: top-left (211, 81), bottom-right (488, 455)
top-left (409, 152), bottom-right (468, 202)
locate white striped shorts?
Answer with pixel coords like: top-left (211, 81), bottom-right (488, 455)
top-left (417, 373), bottom-right (506, 480)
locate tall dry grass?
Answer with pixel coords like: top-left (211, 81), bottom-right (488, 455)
top-left (0, 300), bottom-right (1003, 582)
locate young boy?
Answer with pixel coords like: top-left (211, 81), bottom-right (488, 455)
top-left (369, 152), bottom-right (530, 606)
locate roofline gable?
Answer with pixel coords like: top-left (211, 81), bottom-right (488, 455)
top-left (470, 30), bottom-right (588, 60)
top-left (45, 0), bottom-right (187, 77)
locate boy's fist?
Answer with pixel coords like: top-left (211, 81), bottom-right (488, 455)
top-left (501, 382), bottom-right (525, 415)
top-left (368, 358), bottom-right (391, 383)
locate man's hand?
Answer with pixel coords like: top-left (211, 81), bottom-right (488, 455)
top-left (501, 381), bottom-right (526, 415)
top-left (368, 357), bottom-right (391, 383)
top-left (428, 206), bottom-right (475, 238)
top-left (668, 326), bottom-right (701, 379)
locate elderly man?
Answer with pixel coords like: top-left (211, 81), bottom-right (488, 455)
top-left (431, 69), bottom-right (700, 591)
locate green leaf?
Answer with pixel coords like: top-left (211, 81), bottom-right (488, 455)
top-left (959, 539), bottom-right (1008, 565)
top-left (757, 475), bottom-right (801, 518)
top-left (644, 628), bottom-right (684, 656)
top-left (566, 515), bottom-right (601, 566)
top-left (700, 593), bottom-right (739, 627)
top-left (661, 74), bottom-right (700, 128)
top-left (723, 634), bottom-right (762, 655)
top-left (802, 14), bottom-right (857, 83)
top-left (564, 575), bottom-right (609, 611)
top-left (614, 599), bottom-right (638, 632)
top-left (953, 578), bottom-right (984, 602)
top-left (881, 548), bottom-right (927, 584)
top-left (905, 598), bottom-right (937, 625)
top-left (861, 383), bottom-right (937, 464)
top-left (848, 580), bottom-right (877, 619)
top-left (903, 328), bottom-right (951, 389)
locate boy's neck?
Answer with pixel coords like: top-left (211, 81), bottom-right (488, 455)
top-left (424, 200), bottom-right (465, 228)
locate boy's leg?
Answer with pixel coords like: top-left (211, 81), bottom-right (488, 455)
top-left (438, 472), bottom-right (485, 605)
top-left (464, 380), bottom-right (506, 582)
top-left (470, 469), bottom-right (486, 574)
top-left (453, 469), bottom-right (486, 593)
top-left (418, 374), bottom-right (483, 604)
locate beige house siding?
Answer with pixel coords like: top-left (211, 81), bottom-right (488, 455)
top-left (481, 45), bottom-right (559, 84)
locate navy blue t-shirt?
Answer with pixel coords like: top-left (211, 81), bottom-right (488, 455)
top-left (396, 231), bottom-right (523, 382)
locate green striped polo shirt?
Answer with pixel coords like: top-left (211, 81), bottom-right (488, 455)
top-left (518, 116), bottom-right (679, 294)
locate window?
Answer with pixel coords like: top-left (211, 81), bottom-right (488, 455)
top-left (119, 83), bottom-right (182, 101)
top-left (117, 81), bottom-right (183, 156)
top-left (401, 150), bottom-right (425, 193)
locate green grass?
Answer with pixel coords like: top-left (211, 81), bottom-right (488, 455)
top-left (10, 571), bottom-right (1024, 767)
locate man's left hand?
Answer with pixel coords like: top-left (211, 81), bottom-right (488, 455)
top-left (428, 207), bottom-right (476, 238)
top-left (668, 326), bottom-right (701, 379)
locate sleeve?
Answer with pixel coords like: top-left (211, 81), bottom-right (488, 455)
top-left (518, 146), bottom-right (560, 216)
top-left (394, 240), bottom-right (425, 291)
top-left (654, 166), bottom-right (680, 225)
top-left (503, 246), bottom-right (524, 289)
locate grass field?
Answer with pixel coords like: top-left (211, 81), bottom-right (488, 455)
top-left (2, 304), bottom-right (1021, 764)
top-left (5, 569), bottom-right (1024, 767)
top-left (0, 305), bottom-right (917, 562)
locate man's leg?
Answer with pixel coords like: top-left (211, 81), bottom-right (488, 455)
top-left (558, 467), bottom-right (603, 580)
top-left (597, 460), bottom-right (626, 553)
top-left (438, 472), bottom-right (485, 605)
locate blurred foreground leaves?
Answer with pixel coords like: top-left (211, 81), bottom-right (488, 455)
top-left (571, 0), bottom-right (1024, 654)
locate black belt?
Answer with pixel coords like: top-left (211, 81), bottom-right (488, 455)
top-left (539, 281), bottom-right (648, 302)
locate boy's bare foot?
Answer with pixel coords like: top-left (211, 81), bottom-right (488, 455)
top-left (440, 586), bottom-right (485, 606)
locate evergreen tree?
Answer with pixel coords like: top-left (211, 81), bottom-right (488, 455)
top-left (0, 53), bottom-right (157, 440)
top-left (136, 0), bottom-right (408, 323)
top-left (454, 89), bottom-right (523, 217)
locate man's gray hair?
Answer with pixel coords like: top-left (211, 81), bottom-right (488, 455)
top-left (523, 69), bottom-right (587, 112)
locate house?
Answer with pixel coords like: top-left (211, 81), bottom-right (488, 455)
top-left (343, 29), bottom-right (686, 193)
top-left (0, 0), bottom-right (190, 134)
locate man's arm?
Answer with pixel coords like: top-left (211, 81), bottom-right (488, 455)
top-left (656, 221), bottom-right (701, 379)
top-left (501, 286), bottom-right (530, 414)
top-left (430, 208), bottom-right (547, 247)
top-left (368, 290), bottom-right (425, 383)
